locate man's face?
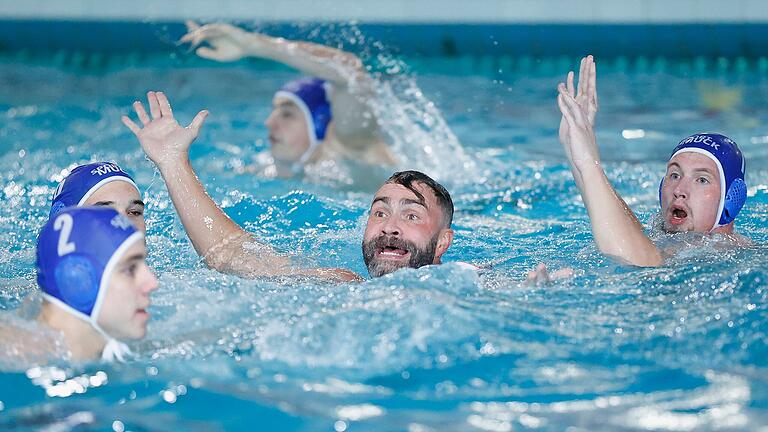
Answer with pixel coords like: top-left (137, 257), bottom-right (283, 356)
top-left (362, 182), bottom-right (453, 277)
top-left (264, 97), bottom-right (311, 163)
top-left (83, 181), bottom-right (146, 233)
top-left (97, 241), bottom-right (158, 340)
top-left (660, 152), bottom-right (722, 233)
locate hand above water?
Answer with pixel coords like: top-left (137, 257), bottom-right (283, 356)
top-left (525, 263), bottom-right (574, 286)
top-left (122, 91), bottom-right (208, 169)
top-left (180, 21), bottom-right (265, 62)
top-left (557, 55), bottom-right (600, 175)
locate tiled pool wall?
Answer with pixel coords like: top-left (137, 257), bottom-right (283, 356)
top-left (1, 0), bottom-right (768, 63)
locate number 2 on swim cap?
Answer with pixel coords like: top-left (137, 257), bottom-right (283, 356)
top-left (53, 213), bottom-right (76, 256)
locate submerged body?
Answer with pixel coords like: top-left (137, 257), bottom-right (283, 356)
top-left (2, 207), bottom-right (157, 364)
top-left (182, 22), bottom-right (396, 177)
top-left (0, 53), bottom-right (767, 429)
top-left (123, 92), bottom-right (456, 280)
top-left (556, 56), bottom-right (750, 267)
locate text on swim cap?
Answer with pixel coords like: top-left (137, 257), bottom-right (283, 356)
top-left (678, 135), bottom-right (720, 150)
top-left (54, 214), bottom-right (77, 256)
top-left (90, 163), bottom-right (124, 176)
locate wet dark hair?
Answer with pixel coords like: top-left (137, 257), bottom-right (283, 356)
top-left (385, 170), bottom-right (453, 228)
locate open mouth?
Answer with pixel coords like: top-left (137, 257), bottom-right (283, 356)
top-left (377, 245), bottom-right (410, 259)
top-left (668, 205), bottom-right (689, 225)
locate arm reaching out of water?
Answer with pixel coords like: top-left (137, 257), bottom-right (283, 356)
top-left (122, 91), bottom-right (362, 281)
top-left (557, 56), bottom-right (662, 266)
top-left (180, 21), bottom-right (393, 162)
top-left (181, 21), bottom-right (364, 85)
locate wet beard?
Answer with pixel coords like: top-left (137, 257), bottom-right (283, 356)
top-left (362, 234), bottom-right (440, 278)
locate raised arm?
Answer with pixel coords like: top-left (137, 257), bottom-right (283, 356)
top-left (181, 21), bottom-right (365, 86)
top-left (180, 22), bottom-right (391, 159)
top-left (557, 56), bottom-right (662, 267)
top-left (122, 91), bottom-right (362, 281)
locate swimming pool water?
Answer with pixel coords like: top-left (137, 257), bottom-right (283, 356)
top-left (1, 48), bottom-right (768, 431)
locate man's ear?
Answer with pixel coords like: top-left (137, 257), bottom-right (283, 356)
top-left (433, 228), bottom-right (454, 263)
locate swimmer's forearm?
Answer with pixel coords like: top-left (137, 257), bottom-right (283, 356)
top-left (155, 158), bottom-right (293, 274)
top-left (245, 34), bottom-right (366, 86)
top-left (155, 158), bottom-right (246, 257)
top-left (578, 165), bottom-right (663, 267)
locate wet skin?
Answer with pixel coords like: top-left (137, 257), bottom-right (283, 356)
top-left (660, 152), bottom-right (722, 233)
top-left (265, 97), bottom-right (312, 163)
top-left (96, 241), bottom-right (158, 340)
top-left (83, 181), bottom-right (146, 233)
top-left (362, 182), bottom-right (452, 277)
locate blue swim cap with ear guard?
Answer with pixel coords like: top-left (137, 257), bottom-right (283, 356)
top-left (274, 77), bottom-right (333, 166)
top-left (50, 162), bottom-right (138, 218)
top-left (36, 207), bottom-right (143, 338)
top-left (659, 133), bottom-right (747, 230)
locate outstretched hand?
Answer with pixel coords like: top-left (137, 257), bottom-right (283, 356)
top-left (180, 21), bottom-right (262, 62)
top-left (122, 91), bottom-right (208, 168)
top-left (557, 55), bottom-right (601, 172)
top-left (525, 263), bottom-right (574, 286)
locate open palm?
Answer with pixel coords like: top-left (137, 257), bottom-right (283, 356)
top-left (557, 56), bottom-right (600, 170)
top-left (180, 21), bottom-right (260, 62)
top-left (122, 91), bottom-right (208, 167)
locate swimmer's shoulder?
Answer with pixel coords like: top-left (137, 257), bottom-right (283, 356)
top-left (656, 231), bottom-right (755, 263)
top-left (0, 312), bottom-right (69, 368)
top-left (714, 231), bottom-right (754, 248)
top-left (454, 261), bottom-right (481, 271)
top-left (447, 261), bottom-right (487, 274)
top-left (322, 134), bottom-right (396, 167)
top-left (732, 232), bottom-right (754, 247)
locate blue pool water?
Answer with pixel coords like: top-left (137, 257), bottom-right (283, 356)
top-left (1, 41), bottom-right (768, 430)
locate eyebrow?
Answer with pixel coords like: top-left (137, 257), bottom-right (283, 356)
top-left (667, 162), bottom-right (716, 175)
top-left (124, 253), bottom-right (146, 263)
top-left (92, 200), bottom-right (145, 207)
top-left (371, 196), bottom-right (428, 209)
top-left (692, 168), bottom-right (717, 176)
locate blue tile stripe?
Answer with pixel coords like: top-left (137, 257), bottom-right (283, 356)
top-left (2, 21), bottom-right (768, 57)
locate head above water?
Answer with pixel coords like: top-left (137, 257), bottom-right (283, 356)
top-left (51, 162), bottom-right (145, 232)
top-left (362, 170), bottom-right (454, 277)
top-left (37, 207), bottom-right (157, 347)
top-left (267, 77), bottom-right (332, 170)
top-left (659, 133), bottom-right (746, 233)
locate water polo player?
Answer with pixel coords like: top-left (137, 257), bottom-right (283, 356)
top-left (556, 55), bottom-right (749, 267)
top-left (50, 161), bottom-right (146, 233)
top-left (180, 21), bottom-right (396, 176)
top-left (123, 92), bottom-right (462, 280)
top-left (35, 207), bottom-right (158, 362)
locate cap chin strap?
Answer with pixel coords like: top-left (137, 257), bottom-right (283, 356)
top-left (670, 148), bottom-right (726, 232)
top-left (274, 91), bottom-right (323, 175)
top-left (101, 339), bottom-right (131, 362)
top-left (42, 294), bottom-right (132, 362)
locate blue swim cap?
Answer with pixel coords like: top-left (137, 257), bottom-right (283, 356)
top-left (36, 206), bottom-right (143, 336)
top-left (274, 77), bottom-right (333, 165)
top-left (50, 162), bottom-right (139, 218)
top-left (659, 133), bottom-right (747, 229)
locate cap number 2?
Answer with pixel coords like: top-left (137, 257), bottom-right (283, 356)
top-left (54, 213), bottom-right (77, 256)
